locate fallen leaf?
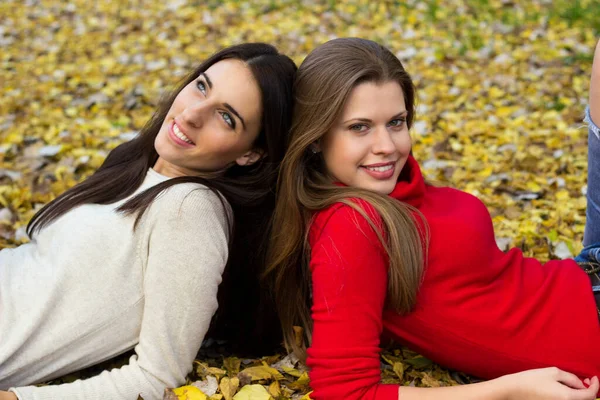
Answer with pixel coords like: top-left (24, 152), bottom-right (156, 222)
top-left (219, 377), bottom-right (239, 400)
top-left (232, 385), bottom-right (272, 400)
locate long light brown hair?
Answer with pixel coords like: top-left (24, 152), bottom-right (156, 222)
top-left (265, 38), bottom-right (428, 360)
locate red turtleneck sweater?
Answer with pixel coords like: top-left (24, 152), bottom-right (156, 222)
top-left (306, 155), bottom-right (600, 400)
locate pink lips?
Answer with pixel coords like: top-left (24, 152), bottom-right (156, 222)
top-left (168, 120), bottom-right (195, 148)
top-left (361, 161), bottom-right (396, 180)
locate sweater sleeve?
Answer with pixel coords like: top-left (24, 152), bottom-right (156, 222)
top-left (11, 186), bottom-right (231, 400)
top-left (306, 203), bottom-right (399, 400)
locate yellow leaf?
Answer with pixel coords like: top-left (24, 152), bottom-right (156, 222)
top-left (421, 372), bottom-right (443, 388)
top-left (526, 181), bottom-right (541, 192)
top-left (488, 87), bottom-right (504, 99)
top-left (171, 385), bottom-right (208, 400)
top-left (295, 372), bottom-right (310, 385)
top-left (239, 366), bottom-right (284, 381)
top-left (267, 381), bottom-right (281, 398)
top-left (4, 133), bottom-right (23, 145)
top-left (281, 366), bottom-right (303, 377)
top-left (207, 367), bottom-right (227, 379)
top-left (219, 377), bottom-right (239, 400)
top-left (287, 372), bottom-right (311, 390)
top-left (477, 166), bottom-right (493, 178)
top-left (232, 385), bottom-right (272, 400)
top-left (556, 190), bottom-right (570, 201)
top-left (393, 362), bottom-right (405, 381)
top-left (223, 357), bottom-right (241, 375)
top-left (496, 106), bottom-right (515, 117)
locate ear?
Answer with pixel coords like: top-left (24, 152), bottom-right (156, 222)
top-left (235, 148), bottom-right (264, 166)
top-left (310, 141), bottom-right (321, 154)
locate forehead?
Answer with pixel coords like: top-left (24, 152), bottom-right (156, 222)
top-left (204, 59), bottom-right (262, 129)
top-left (340, 80), bottom-right (406, 120)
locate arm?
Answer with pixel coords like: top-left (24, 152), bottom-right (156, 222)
top-left (9, 187), bottom-right (230, 400)
top-left (399, 381), bottom-right (505, 399)
top-left (307, 203), bottom-right (400, 400)
top-left (307, 205), bottom-right (599, 400)
top-left (400, 369), bottom-right (598, 400)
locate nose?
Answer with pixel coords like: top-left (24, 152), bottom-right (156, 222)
top-left (180, 100), bottom-right (210, 128)
top-left (371, 126), bottom-right (396, 155)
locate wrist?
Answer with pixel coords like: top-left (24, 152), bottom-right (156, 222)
top-left (489, 374), bottom-right (517, 400)
top-left (0, 391), bottom-right (18, 400)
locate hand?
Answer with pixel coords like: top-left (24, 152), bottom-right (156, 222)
top-left (0, 391), bottom-right (17, 400)
top-left (501, 367), bottom-right (599, 400)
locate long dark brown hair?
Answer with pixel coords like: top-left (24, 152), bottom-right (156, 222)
top-left (27, 43), bottom-right (297, 352)
top-left (265, 38), bottom-right (428, 360)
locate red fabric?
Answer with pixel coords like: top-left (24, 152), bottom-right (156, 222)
top-left (307, 155), bottom-right (600, 400)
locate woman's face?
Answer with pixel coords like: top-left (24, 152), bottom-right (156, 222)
top-left (319, 80), bottom-right (412, 195)
top-left (154, 59), bottom-right (263, 177)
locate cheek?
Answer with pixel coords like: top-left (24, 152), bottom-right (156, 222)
top-left (206, 129), bottom-right (252, 156)
top-left (169, 88), bottom-right (194, 113)
top-left (155, 127), bottom-right (168, 149)
top-left (396, 131), bottom-right (412, 153)
top-left (336, 136), bottom-right (368, 164)
top-left (323, 136), bottom-right (364, 172)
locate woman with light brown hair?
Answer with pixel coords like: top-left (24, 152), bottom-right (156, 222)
top-left (266, 37), bottom-right (600, 399)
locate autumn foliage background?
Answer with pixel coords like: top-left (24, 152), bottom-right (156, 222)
top-left (1, 0), bottom-right (599, 399)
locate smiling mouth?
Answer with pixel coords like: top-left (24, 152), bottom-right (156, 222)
top-left (363, 164), bottom-right (394, 172)
top-left (362, 161), bottom-right (396, 171)
top-left (172, 122), bottom-right (195, 145)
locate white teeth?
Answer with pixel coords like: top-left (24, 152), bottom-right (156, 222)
top-left (365, 164), bottom-right (393, 172)
top-left (173, 124), bottom-right (193, 144)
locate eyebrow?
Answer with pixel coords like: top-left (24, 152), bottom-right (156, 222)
top-left (200, 72), bottom-right (247, 130)
top-left (342, 111), bottom-right (408, 125)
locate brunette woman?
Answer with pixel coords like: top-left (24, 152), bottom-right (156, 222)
top-left (0, 43), bottom-right (296, 400)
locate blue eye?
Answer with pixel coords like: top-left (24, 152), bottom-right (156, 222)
top-left (196, 80), bottom-right (207, 95)
top-left (349, 124), bottom-right (368, 132)
top-left (220, 112), bottom-right (235, 129)
top-left (389, 118), bottom-right (406, 128)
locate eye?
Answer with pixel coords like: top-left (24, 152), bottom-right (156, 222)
top-left (349, 124), bottom-right (368, 132)
top-left (220, 111), bottom-right (235, 129)
top-left (196, 80), bottom-right (207, 95)
top-left (388, 118), bottom-right (406, 128)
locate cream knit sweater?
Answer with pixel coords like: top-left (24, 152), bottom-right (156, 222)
top-left (0, 168), bottom-right (231, 400)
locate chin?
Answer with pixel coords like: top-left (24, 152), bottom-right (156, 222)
top-left (357, 182), bottom-right (395, 195)
top-left (374, 185), bottom-right (395, 195)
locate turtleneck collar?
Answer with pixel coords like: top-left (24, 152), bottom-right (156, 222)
top-left (388, 155), bottom-right (425, 207)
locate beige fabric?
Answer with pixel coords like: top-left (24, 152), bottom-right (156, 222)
top-left (0, 169), bottom-right (231, 400)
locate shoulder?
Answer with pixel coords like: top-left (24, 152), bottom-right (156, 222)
top-left (309, 198), bottom-right (384, 251)
top-left (308, 199), bottom-right (388, 280)
top-left (147, 182), bottom-right (232, 231)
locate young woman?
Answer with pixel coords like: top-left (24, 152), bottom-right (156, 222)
top-left (267, 37), bottom-right (600, 399)
top-left (0, 43), bottom-right (296, 400)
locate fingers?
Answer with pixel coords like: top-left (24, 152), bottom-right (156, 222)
top-left (556, 369), bottom-right (587, 389)
top-left (586, 376), bottom-right (599, 395)
top-left (565, 376), bottom-right (599, 400)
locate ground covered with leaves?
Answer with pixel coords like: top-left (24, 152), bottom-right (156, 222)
top-left (1, 0), bottom-right (599, 398)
